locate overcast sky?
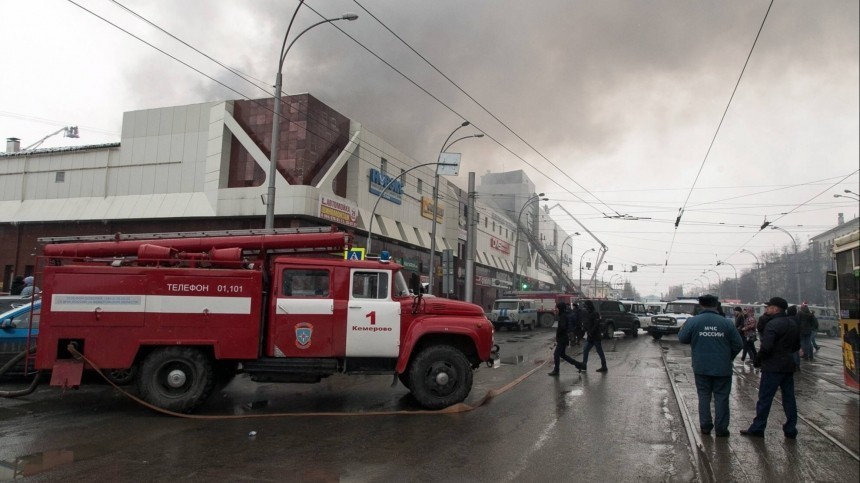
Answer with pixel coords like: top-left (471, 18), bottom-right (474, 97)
top-left (2, 0), bottom-right (858, 297)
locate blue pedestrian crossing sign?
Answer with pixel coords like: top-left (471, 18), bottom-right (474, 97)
top-left (344, 248), bottom-right (366, 260)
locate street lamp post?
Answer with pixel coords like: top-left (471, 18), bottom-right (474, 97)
top-left (265, 6), bottom-right (358, 229)
top-left (560, 232), bottom-right (580, 281)
top-left (771, 225), bottom-right (802, 303)
top-left (740, 248), bottom-right (762, 302)
top-left (610, 274), bottom-right (623, 296)
top-left (579, 248), bottom-right (595, 296)
top-left (706, 269), bottom-right (722, 297)
top-left (834, 193), bottom-right (860, 202)
top-left (716, 261), bottom-right (739, 301)
top-left (699, 273), bottom-right (711, 293)
top-left (365, 162), bottom-right (459, 255)
top-left (427, 123), bottom-right (482, 294)
top-left (693, 279), bottom-right (705, 294)
top-left (512, 193), bottom-right (547, 291)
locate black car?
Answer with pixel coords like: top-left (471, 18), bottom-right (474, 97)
top-left (577, 299), bottom-right (640, 339)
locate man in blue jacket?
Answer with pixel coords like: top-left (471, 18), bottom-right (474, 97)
top-left (679, 294), bottom-right (743, 437)
top-left (740, 296), bottom-right (801, 439)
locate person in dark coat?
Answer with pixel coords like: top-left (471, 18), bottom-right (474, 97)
top-left (548, 302), bottom-right (585, 375)
top-left (679, 295), bottom-right (743, 437)
top-left (733, 306), bottom-right (745, 333)
top-left (797, 304), bottom-right (818, 361)
top-left (741, 296), bottom-right (801, 439)
top-left (9, 276), bottom-right (25, 296)
top-left (580, 300), bottom-right (608, 372)
top-left (740, 307), bottom-right (758, 363)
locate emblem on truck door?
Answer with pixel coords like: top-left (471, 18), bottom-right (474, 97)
top-left (294, 322), bottom-right (313, 349)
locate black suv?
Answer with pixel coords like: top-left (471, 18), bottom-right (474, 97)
top-left (577, 299), bottom-right (640, 339)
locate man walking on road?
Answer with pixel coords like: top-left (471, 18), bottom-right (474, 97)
top-left (580, 300), bottom-right (608, 372)
top-left (679, 294), bottom-right (743, 437)
top-left (741, 296), bottom-right (801, 439)
top-left (548, 302), bottom-right (585, 376)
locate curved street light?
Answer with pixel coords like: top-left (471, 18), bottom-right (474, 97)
top-left (610, 274), bottom-right (623, 294)
top-left (699, 273), bottom-right (711, 292)
top-left (834, 193), bottom-right (860, 202)
top-left (706, 269), bottom-right (722, 297)
top-left (560, 232), bottom-right (581, 278)
top-left (716, 261), bottom-right (739, 301)
top-left (579, 248), bottom-right (596, 295)
top-left (265, 5), bottom-right (359, 229)
top-left (770, 225), bottom-right (802, 303)
top-left (739, 248), bottom-right (762, 302)
top-left (427, 123), bottom-right (482, 294)
top-left (512, 193), bottom-right (547, 290)
top-left (366, 162), bottom-right (458, 255)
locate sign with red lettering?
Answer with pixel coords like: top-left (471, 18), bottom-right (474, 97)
top-left (490, 237), bottom-right (510, 254)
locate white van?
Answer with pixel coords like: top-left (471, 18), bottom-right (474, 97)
top-left (488, 298), bottom-right (538, 331)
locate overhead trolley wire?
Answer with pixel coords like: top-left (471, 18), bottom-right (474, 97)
top-left (656, 0), bottom-right (775, 289)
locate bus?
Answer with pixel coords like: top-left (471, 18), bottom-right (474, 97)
top-left (827, 229), bottom-right (859, 389)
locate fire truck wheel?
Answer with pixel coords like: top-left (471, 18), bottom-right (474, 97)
top-left (539, 313), bottom-right (555, 328)
top-left (138, 347), bottom-right (214, 413)
top-left (409, 345), bottom-right (473, 410)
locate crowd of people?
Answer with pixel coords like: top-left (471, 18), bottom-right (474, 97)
top-left (548, 292), bottom-right (811, 440)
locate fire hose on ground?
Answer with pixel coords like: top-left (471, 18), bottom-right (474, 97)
top-left (0, 346), bottom-right (42, 397)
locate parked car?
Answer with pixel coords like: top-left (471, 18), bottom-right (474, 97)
top-left (0, 300), bottom-right (40, 376)
top-left (0, 295), bottom-right (34, 314)
top-left (578, 298), bottom-right (640, 338)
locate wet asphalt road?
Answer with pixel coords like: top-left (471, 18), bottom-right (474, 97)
top-left (0, 329), bottom-right (856, 482)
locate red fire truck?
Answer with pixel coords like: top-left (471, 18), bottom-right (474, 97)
top-left (26, 227), bottom-right (497, 412)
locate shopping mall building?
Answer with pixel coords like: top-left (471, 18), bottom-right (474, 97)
top-left (0, 94), bottom-right (577, 308)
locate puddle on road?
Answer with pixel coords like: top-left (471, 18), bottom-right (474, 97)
top-left (0, 444), bottom-right (103, 481)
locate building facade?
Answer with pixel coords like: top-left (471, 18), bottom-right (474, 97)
top-left (0, 94), bottom-right (575, 306)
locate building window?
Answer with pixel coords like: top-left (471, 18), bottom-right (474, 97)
top-left (55, 171), bottom-right (65, 183)
top-left (381, 157), bottom-right (388, 174)
top-left (418, 179), bottom-right (423, 194)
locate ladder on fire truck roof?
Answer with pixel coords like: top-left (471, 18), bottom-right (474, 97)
top-left (37, 226), bottom-right (341, 244)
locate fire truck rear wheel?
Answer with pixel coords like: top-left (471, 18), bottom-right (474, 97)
top-left (539, 313), bottom-right (555, 328)
top-left (409, 345), bottom-right (473, 410)
top-left (138, 347), bottom-right (214, 413)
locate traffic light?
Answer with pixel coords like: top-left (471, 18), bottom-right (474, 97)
top-left (521, 282), bottom-right (529, 290)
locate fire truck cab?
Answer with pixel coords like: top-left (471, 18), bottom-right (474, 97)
top-left (31, 228), bottom-right (498, 412)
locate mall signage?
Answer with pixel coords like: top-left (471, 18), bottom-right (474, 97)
top-left (368, 168), bottom-right (402, 205)
top-left (318, 194), bottom-right (358, 227)
top-left (490, 237), bottom-right (510, 254)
